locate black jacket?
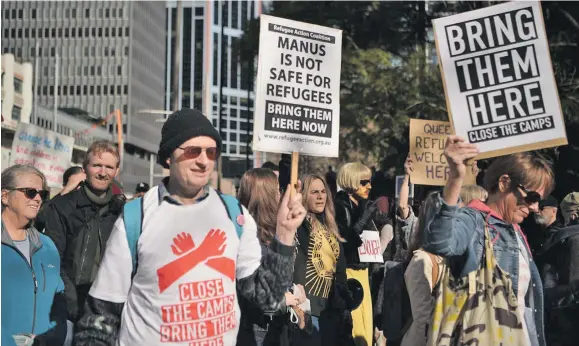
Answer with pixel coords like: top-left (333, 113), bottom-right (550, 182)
top-left (334, 191), bottom-right (375, 270)
top-left (43, 187), bottom-right (124, 321)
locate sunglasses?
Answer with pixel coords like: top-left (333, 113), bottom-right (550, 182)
top-left (516, 184), bottom-right (541, 205)
top-left (178, 146), bottom-right (220, 160)
top-left (360, 179), bottom-right (371, 187)
top-left (13, 188), bottom-right (49, 200)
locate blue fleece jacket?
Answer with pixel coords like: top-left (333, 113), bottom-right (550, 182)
top-left (1, 223), bottom-right (65, 341)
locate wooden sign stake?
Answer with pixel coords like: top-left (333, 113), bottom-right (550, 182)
top-left (290, 152), bottom-right (299, 198)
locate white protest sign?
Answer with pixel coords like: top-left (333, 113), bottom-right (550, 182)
top-left (395, 175), bottom-right (414, 199)
top-left (358, 231), bottom-right (383, 263)
top-left (253, 15), bottom-right (342, 157)
top-left (10, 123), bottom-right (74, 188)
top-left (434, 1), bottom-right (567, 160)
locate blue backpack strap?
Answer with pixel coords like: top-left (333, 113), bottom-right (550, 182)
top-left (123, 197), bottom-right (144, 277)
top-left (217, 192), bottom-right (244, 238)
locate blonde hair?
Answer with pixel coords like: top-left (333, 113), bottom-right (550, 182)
top-left (460, 185), bottom-right (488, 205)
top-left (83, 140), bottom-right (120, 169)
top-left (337, 163), bottom-right (371, 194)
top-left (301, 174), bottom-right (344, 242)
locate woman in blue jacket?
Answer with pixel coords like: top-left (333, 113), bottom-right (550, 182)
top-left (423, 136), bottom-right (553, 346)
top-left (1, 165), bottom-right (67, 346)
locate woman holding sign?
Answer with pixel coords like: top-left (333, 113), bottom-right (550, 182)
top-left (334, 163), bottom-right (378, 346)
top-left (423, 136), bottom-right (552, 346)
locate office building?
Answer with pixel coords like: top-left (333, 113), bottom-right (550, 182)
top-left (1, 1), bottom-right (167, 191)
top-left (165, 0), bottom-right (263, 178)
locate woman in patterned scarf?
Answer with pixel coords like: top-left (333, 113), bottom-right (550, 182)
top-left (287, 174), bottom-right (355, 346)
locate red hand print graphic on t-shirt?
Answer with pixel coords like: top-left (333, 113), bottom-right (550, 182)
top-left (156, 229), bottom-right (236, 293)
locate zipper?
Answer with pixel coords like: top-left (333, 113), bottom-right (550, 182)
top-left (41, 263), bottom-right (46, 292)
top-left (78, 222), bottom-right (92, 284)
top-left (31, 269), bottom-right (38, 333)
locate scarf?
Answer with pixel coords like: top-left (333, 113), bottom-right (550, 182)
top-left (83, 183), bottom-right (113, 207)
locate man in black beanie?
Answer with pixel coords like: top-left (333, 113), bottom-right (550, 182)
top-left (75, 109), bottom-right (307, 346)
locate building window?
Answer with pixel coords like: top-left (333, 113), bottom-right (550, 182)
top-left (92, 28), bottom-right (96, 36)
top-left (117, 85), bottom-right (121, 94)
top-left (12, 106), bottom-right (22, 121)
top-left (65, 9), bottom-right (70, 17)
top-left (63, 85), bottom-right (68, 95)
top-left (83, 86), bottom-right (88, 94)
top-left (111, 27), bottom-right (116, 37)
top-left (124, 85), bottom-right (128, 94)
top-left (14, 78), bottom-right (23, 93)
top-left (90, 85), bottom-right (94, 94)
top-left (103, 85), bottom-right (108, 94)
top-left (65, 28), bottom-right (69, 38)
top-left (85, 28), bottom-right (89, 37)
top-left (119, 9), bottom-right (123, 18)
top-left (104, 47), bottom-right (109, 56)
top-left (31, 9), bottom-right (36, 19)
top-left (52, 28), bottom-right (56, 37)
top-left (18, 9), bottom-right (23, 19)
top-left (97, 85), bottom-right (101, 93)
top-left (105, 9), bottom-right (110, 18)
top-left (50, 86), bottom-right (54, 95)
top-left (72, 8), bottom-right (76, 18)
top-left (72, 28), bottom-right (76, 37)
top-left (91, 46), bottom-right (95, 56)
top-left (58, 28), bottom-right (62, 37)
top-left (98, 28), bottom-right (102, 37)
top-left (125, 46), bottom-right (129, 56)
top-left (123, 104), bottom-right (128, 113)
top-left (125, 27), bottom-right (129, 36)
top-left (30, 47), bottom-right (35, 56)
top-left (31, 28), bottom-right (35, 38)
top-left (17, 28), bottom-right (22, 38)
top-left (90, 66), bottom-right (95, 75)
top-left (110, 48), bottom-right (115, 56)
top-left (97, 66), bottom-right (102, 75)
top-left (105, 28), bottom-right (109, 36)
top-left (112, 9), bottom-right (116, 17)
top-left (99, 9), bottom-right (103, 18)
top-left (85, 9), bottom-right (90, 18)
top-left (84, 66), bottom-right (88, 75)
top-left (42, 86), bottom-right (48, 95)
top-left (4, 10), bottom-right (8, 19)
top-left (76, 85), bottom-right (81, 94)
top-left (84, 47), bottom-right (89, 56)
top-left (78, 28), bottom-right (82, 37)
top-left (50, 47), bottom-right (55, 56)
top-left (117, 65), bottom-right (122, 74)
top-left (38, 28), bottom-right (42, 38)
top-left (110, 85), bottom-right (115, 95)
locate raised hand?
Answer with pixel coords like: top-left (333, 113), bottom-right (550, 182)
top-left (404, 155), bottom-right (414, 176)
top-left (171, 232), bottom-right (196, 255)
top-left (444, 135), bottom-right (479, 179)
top-left (197, 229), bottom-right (227, 258)
top-left (276, 180), bottom-right (307, 246)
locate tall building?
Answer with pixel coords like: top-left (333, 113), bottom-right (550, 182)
top-left (165, 0), bottom-right (262, 178)
top-left (1, 1), bottom-right (167, 191)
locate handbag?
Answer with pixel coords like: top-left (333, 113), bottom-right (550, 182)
top-left (427, 225), bottom-right (528, 345)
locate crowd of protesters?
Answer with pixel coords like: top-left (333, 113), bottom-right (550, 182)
top-left (2, 108), bottom-right (578, 346)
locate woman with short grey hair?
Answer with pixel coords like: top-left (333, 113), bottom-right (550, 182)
top-left (1, 164), bottom-right (67, 346)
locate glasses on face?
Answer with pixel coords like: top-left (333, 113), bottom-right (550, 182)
top-left (516, 184), bottom-right (542, 205)
top-left (178, 146), bottom-right (220, 161)
top-left (360, 179), bottom-right (371, 187)
top-left (13, 188), bottom-right (49, 200)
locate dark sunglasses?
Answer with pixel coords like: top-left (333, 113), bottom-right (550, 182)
top-left (516, 184), bottom-right (541, 205)
top-left (13, 188), bottom-right (49, 200)
top-left (360, 179), bottom-right (371, 187)
top-left (178, 146), bottom-right (220, 160)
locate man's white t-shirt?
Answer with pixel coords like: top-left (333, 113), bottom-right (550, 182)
top-left (89, 188), bottom-right (262, 346)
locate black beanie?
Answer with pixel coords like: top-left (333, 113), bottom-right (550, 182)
top-left (157, 108), bottom-right (222, 168)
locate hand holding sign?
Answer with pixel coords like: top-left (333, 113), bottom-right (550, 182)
top-left (444, 135), bottom-right (479, 179)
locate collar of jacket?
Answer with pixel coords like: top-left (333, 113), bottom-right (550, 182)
top-left (467, 199), bottom-right (531, 252)
top-left (1, 219), bottom-right (43, 256)
top-left (74, 185), bottom-right (113, 209)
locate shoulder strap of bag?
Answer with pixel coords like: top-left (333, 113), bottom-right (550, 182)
top-left (426, 252), bottom-right (440, 288)
top-left (123, 197), bottom-right (143, 278)
top-left (217, 192), bottom-right (244, 239)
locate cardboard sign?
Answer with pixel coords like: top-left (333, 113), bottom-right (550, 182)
top-left (358, 231), bottom-right (383, 263)
top-left (253, 15), bottom-right (343, 157)
top-left (409, 118), bottom-right (477, 186)
top-left (10, 123), bottom-right (74, 188)
top-left (395, 175), bottom-right (414, 199)
top-left (433, 1), bottom-right (567, 160)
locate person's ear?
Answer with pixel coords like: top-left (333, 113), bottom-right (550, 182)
top-left (1, 189), bottom-right (10, 206)
top-left (166, 157), bottom-right (171, 167)
top-left (497, 174), bottom-right (511, 193)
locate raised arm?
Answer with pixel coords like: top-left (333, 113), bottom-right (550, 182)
top-left (399, 155), bottom-right (413, 220)
top-left (422, 136), bottom-right (479, 257)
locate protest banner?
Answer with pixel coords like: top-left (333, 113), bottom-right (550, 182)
top-left (395, 175), bottom-right (414, 199)
top-left (358, 231), bottom-right (383, 263)
top-left (433, 1), bottom-right (567, 160)
top-left (10, 122), bottom-right (74, 188)
top-left (409, 118), bottom-right (477, 186)
top-left (252, 15), bottom-right (342, 158)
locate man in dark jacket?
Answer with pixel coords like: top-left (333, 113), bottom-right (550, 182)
top-left (538, 192), bottom-right (579, 346)
top-left (43, 140), bottom-right (124, 324)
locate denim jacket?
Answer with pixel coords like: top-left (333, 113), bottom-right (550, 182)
top-left (423, 198), bottom-right (546, 346)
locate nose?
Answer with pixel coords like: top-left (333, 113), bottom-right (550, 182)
top-left (196, 150), bottom-right (209, 165)
top-left (528, 202), bottom-right (540, 213)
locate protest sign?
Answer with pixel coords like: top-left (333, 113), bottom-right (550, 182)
top-left (409, 118), bottom-right (477, 186)
top-left (395, 175), bottom-right (414, 199)
top-left (358, 231), bottom-right (383, 263)
top-left (253, 15), bottom-right (342, 157)
top-left (10, 123), bottom-right (74, 188)
top-left (433, 1), bottom-right (567, 160)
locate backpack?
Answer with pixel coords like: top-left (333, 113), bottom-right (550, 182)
top-left (381, 260), bottom-right (412, 341)
top-left (123, 190), bottom-right (244, 277)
